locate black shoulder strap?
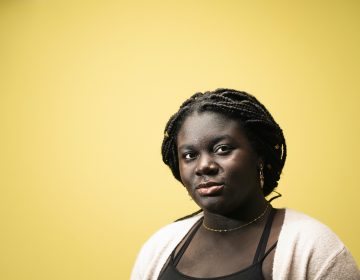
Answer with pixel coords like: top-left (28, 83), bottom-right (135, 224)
top-left (173, 219), bottom-right (203, 266)
top-left (253, 208), bottom-right (276, 263)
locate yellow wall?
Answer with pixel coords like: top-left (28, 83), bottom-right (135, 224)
top-left (1, 1), bottom-right (359, 279)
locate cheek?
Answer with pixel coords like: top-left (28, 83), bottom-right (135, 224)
top-left (225, 159), bottom-right (258, 182)
top-left (179, 164), bottom-right (191, 186)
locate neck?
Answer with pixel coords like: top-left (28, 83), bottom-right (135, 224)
top-left (202, 198), bottom-right (270, 231)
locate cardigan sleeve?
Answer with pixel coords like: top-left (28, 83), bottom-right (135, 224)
top-left (273, 209), bottom-right (360, 280)
top-left (130, 241), bottom-right (149, 280)
top-left (130, 215), bottom-right (202, 280)
top-left (130, 225), bottom-right (175, 280)
top-left (314, 246), bottom-right (360, 280)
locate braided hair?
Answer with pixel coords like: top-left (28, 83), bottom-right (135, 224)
top-left (161, 88), bottom-right (287, 197)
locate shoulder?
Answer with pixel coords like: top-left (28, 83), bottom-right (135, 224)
top-left (142, 213), bottom-right (202, 253)
top-left (278, 208), bottom-right (346, 258)
top-left (281, 208), bottom-right (343, 246)
top-left (130, 213), bottom-right (203, 280)
top-left (273, 208), bottom-right (360, 280)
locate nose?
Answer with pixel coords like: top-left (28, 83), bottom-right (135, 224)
top-left (195, 154), bottom-right (219, 176)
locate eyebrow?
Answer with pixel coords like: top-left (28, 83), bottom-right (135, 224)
top-left (177, 135), bottom-right (234, 151)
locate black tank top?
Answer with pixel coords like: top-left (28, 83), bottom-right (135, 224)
top-left (158, 208), bottom-right (277, 280)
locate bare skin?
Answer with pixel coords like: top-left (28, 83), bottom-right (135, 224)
top-left (173, 209), bottom-right (285, 279)
top-left (172, 111), bottom-right (285, 279)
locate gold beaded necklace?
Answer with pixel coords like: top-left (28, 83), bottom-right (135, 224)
top-left (202, 204), bottom-right (271, 233)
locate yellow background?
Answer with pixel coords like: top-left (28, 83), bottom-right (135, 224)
top-left (1, 1), bottom-right (359, 279)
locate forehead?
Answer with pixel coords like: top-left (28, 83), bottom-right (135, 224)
top-left (177, 111), bottom-right (247, 146)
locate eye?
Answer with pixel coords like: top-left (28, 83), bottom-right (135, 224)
top-left (214, 145), bottom-right (233, 154)
top-left (183, 152), bottom-right (197, 161)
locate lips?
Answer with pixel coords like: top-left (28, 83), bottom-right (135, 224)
top-left (196, 181), bottom-right (224, 196)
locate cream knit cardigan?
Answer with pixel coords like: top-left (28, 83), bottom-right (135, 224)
top-left (131, 209), bottom-right (360, 280)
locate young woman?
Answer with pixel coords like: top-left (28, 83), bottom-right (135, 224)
top-left (131, 89), bottom-right (360, 280)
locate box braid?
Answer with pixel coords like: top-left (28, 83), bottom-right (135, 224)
top-left (161, 88), bottom-right (287, 197)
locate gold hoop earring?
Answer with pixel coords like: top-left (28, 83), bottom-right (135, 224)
top-left (259, 163), bottom-right (264, 189)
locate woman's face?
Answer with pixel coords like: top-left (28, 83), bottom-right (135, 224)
top-left (177, 111), bottom-right (264, 214)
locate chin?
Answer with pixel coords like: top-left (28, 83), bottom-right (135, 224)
top-left (195, 196), bottom-right (235, 215)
